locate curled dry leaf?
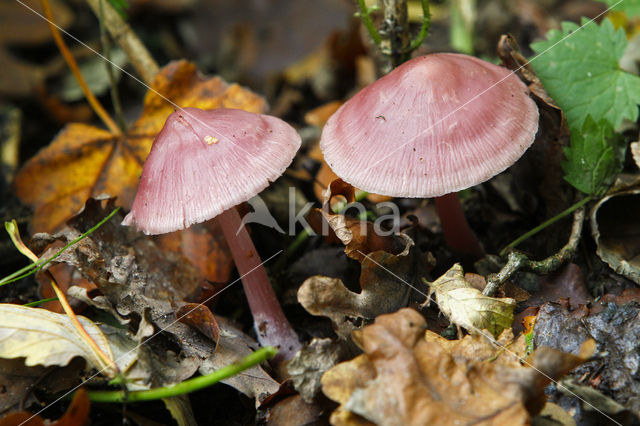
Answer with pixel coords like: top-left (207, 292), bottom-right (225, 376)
top-left (321, 308), bottom-right (594, 426)
top-left (176, 303), bottom-right (220, 344)
top-left (308, 179), bottom-right (402, 262)
top-left (590, 186), bottom-right (640, 284)
top-left (425, 264), bottom-right (516, 338)
top-left (13, 60), bottom-right (266, 233)
top-left (298, 233), bottom-right (432, 340)
top-left (0, 304), bottom-right (114, 374)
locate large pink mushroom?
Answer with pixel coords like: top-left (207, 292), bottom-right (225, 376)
top-left (320, 53), bottom-right (539, 258)
top-left (123, 107), bottom-right (301, 361)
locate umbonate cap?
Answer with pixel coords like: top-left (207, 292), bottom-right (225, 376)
top-left (320, 53), bottom-right (539, 198)
top-left (122, 107), bottom-right (301, 234)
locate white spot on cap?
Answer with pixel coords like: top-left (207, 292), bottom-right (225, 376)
top-left (205, 135), bottom-right (219, 145)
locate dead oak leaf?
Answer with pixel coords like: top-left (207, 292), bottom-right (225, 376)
top-left (322, 308), bottom-right (594, 426)
top-left (14, 60), bottom-right (266, 232)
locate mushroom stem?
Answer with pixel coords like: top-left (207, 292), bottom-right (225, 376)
top-left (217, 207), bottom-right (301, 362)
top-left (434, 192), bottom-right (484, 259)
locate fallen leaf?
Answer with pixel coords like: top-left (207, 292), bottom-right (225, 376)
top-left (322, 308), bottom-right (593, 426)
top-left (0, 304), bottom-right (113, 373)
top-left (425, 264), bottom-right (516, 338)
top-left (14, 60), bottom-right (266, 233)
top-left (298, 233), bottom-right (432, 340)
top-left (176, 303), bottom-right (220, 344)
top-left (590, 187), bottom-right (640, 284)
top-left (287, 337), bottom-right (350, 402)
top-left (0, 387), bottom-right (90, 426)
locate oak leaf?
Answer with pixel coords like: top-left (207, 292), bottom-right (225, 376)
top-left (321, 308), bottom-right (594, 426)
top-left (14, 60), bottom-right (266, 232)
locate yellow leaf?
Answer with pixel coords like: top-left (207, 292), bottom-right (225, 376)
top-left (426, 264), bottom-right (516, 338)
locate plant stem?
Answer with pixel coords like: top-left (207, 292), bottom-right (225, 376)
top-left (434, 192), bottom-right (484, 259)
top-left (450, 0), bottom-right (476, 54)
top-left (408, 0), bottom-right (431, 52)
top-left (356, 0), bottom-right (383, 47)
top-left (0, 208), bottom-right (120, 287)
top-left (98, 0), bottom-right (126, 131)
top-left (41, 0), bottom-right (121, 135)
top-left (500, 195), bottom-right (593, 256)
top-left (380, 0), bottom-right (412, 68)
top-left (217, 207), bottom-right (300, 363)
top-left (5, 221), bottom-right (118, 377)
top-left (23, 297), bottom-right (58, 307)
top-left (484, 206), bottom-right (586, 296)
top-left (88, 347), bottom-right (277, 402)
top-left (85, 0), bottom-right (159, 85)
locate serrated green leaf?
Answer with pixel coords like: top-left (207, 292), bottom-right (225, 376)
top-left (530, 18), bottom-right (640, 130)
top-left (601, 0), bottom-right (640, 17)
top-left (562, 116), bottom-right (625, 195)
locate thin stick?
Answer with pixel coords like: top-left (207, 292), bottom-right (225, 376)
top-left (98, 0), bottom-right (126, 131)
top-left (483, 206), bottom-right (586, 296)
top-left (85, 0), bottom-right (159, 85)
top-left (41, 0), bottom-right (121, 135)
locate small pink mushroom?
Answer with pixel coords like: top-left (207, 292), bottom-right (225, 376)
top-left (123, 107), bottom-right (302, 362)
top-left (320, 53), bottom-right (539, 258)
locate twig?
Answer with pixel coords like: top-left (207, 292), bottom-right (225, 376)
top-left (483, 206), bottom-right (586, 297)
top-left (85, 0), bottom-right (159, 85)
top-left (380, 0), bottom-right (412, 68)
top-left (41, 0), bottom-right (121, 135)
top-left (98, 0), bottom-right (126, 131)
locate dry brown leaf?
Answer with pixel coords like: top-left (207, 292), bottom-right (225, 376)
top-left (322, 308), bottom-right (594, 426)
top-left (425, 264), bottom-right (516, 338)
top-left (298, 233), bottom-right (432, 340)
top-left (14, 60), bottom-right (266, 233)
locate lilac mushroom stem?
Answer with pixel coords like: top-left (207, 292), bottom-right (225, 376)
top-left (434, 193), bottom-right (484, 259)
top-left (217, 206), bottom-right (301, 362)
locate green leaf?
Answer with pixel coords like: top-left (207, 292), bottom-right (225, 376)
top-left (530, 18), bottom-right (640, 130)
top-left (562, 116), bottom-right (625, 195)
top-left (600, 0), bottom-right (640, 17)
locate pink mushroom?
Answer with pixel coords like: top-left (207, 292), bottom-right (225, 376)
top-left (123, 107), bottom-right (301, 361)
top-left (320, 53), bottom-right (539, 258)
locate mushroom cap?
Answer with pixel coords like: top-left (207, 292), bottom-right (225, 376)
top-left (122, 107), bottom-right (301, 235)
top-left (320, 53), bottom-right (539, 198)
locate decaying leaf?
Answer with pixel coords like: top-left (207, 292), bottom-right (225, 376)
top-left (287, 337), bottom-right (350, 402)
top-left (0, 304), bottom-right (114, 373)
top-left (298, 233), bottom-right (431, 340)
top-left (31, 198), bottom-right (278, 402)
top-left (322, 308), bottom-right (594, 426)
top-left (14, 60), bottom-right (266, 233)
top-left (534, 301), bottom-right (640, 413)
top-left (632, 142), bottom-right (640, 169)
top-left (590, 187), bottom-right (640, 284)
top-left (176, 303), bottom-right (220, 344)
top-left (425, 264), bottom-right (516, 338)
